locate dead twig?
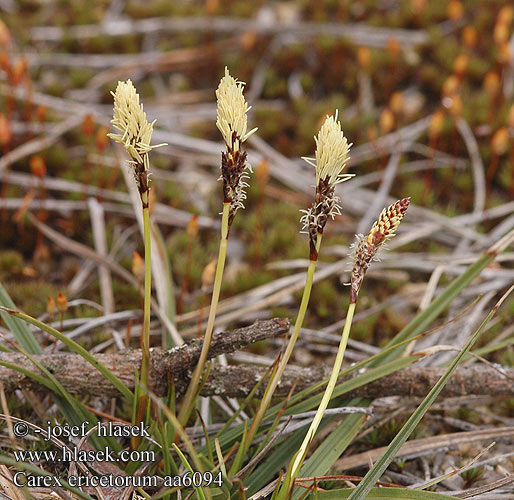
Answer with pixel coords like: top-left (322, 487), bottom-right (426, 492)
top-left (0, 318), bottom-right (290, 397)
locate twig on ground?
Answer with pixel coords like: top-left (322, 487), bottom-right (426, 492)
top-left (0, 318), bottom-right (290, 397)
top-left (2, 350), bottom-right (514, 401)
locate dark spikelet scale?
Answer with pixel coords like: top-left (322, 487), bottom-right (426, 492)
top-left (135, 166), bottom-right (149, 199)
top-left (350, 237), bottom-right (370, 302)
top-left (314, 179), bottom-right (336, 234)
top-left (350, 197), bottom-right (410, 302)
top-left (220, 131), bottom-right (249, 226)
top-left (303, 178), bottom-right (339, 259)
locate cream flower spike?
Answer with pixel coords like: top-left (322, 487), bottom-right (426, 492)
top-left (108, 79), bottom-right (165, 172)
top-left (216, 67), bottom-right (257, 152)
top-left (300, 111), bottom-right (353, 259)
top-left (302, 110), bottom-right (353, 185)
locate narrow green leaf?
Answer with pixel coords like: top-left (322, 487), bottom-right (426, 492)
top-left (243, 249), bottom-right (502, 496)
top-left (3, 336), bottom-right (117, 451)
top-left (268, 330), bottom-right (434, 421)
top-left (0, 281), bottom-right (41, 354)
top-left (0, 281), bottom-right (117, 449)
top-left (247, 428), bottom-right (306, 497)
top-left (228, 420), bottom-right (248, 477)
top-left (0, 359), bottom-right (60, 392)
top-left (172, 443), bottom-right (208, 500)
top-left (292, 409), bottom-right (367, 500)
top-left (316, 487), bottom-right (458, 499)
top-left (0, 306), bottom-right (133, 401)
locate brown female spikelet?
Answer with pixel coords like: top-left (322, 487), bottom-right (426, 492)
top-left (350, 198), bottom-right (410, 302)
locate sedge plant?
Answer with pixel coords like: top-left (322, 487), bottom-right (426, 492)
top-left (245, 112), bottom-right (352, 450)
top-left (277, 197), bottom-right (411, 498)
top-left (107, 80), bottom-right (164, 409)
top-left (178, 67), bottom-right (257, 426)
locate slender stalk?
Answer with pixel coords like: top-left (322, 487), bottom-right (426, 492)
top-left (134, 196), bottom-right (152, 443)
top-left (141, 199), bottom-right (152, 389)
top-left (245, 234), bottom-right (322, 450)
top-left (179, 202), bottom-right (230, 426)
top-left (288, 301), bottom-right (356, 486)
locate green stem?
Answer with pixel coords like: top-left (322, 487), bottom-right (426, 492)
top-left (245, 234), bottom-right (323, 451)
top-left (287, 300), bottom-right (357, 488)
top-left (178, 202), bottom-right (230, 426)
top-left (141, 202), bottom-right (152, 390)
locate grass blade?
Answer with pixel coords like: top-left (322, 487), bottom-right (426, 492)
top-left (317, 487), bottom-right (458, 499)
top-left (0, 282), bottom-right (41, 354)
top-left (291, 409), bottom-right (368, 500)
top-left (0, 306), bottom-right (133, 401)
top-left (172, 443), bottom-right (208, 500)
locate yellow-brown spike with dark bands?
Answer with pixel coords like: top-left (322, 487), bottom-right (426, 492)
top-left (350, 197), bottom-right (410, 303)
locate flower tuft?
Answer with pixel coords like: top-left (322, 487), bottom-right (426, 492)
top-left (216, 67), bottom-right (257, 152)
top-left (108, 80), bottom-right (165, 201)
top-left (302, 111), bottom-right (353, 186)
top-left (350, 198), bottom-right (410, 302)
top-left (300, 111), bottom-right (352, 259)
top-left (216, 68), bottom-right (257, 226)
top-left (108, 80), bottom-right (163, 173)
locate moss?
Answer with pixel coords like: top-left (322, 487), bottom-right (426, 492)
top-left (70, 68), bottom-right (93, 88)
top-left (86, 35), bottom-right (112, 53)
top-left (461, 91), bottom-right (489, 125)
top-left (166, 231), bottom-right (219, 293)
top-left (359, 418), bottom-right (413, 449)
top-left (262, 72), bottom-right (288, 100)
top-left (4, 281), bottom-right (59, 316)
top-left (255, 107), bottom-right (283, 138)
top-left (236, 200), bottom-right (305, 261)
top-left (454, 170), bottom-right (474, 191)
top-left (0, 251), bottom-right (24, 279)
top-left (46, 81), bottom-right (67, 98)
top-left (467, 55), bottom-right (490, 81)
top-left (270, 306), bottom-right (292, 320)
top-left (308, 279), bottom-right (343, 320)
top-left (151, 0), bottom-right (177, 17)
top-left (403, 177), bottom-right (428, 206)
top-left (159, 181), bottom-right (187, 208)
top-left (45, 145), bottom-right (70, 172)
top-left (111, 280), bottom-right (140, 310)
top-left (223, 267), bottom-right (274, 297)
top-left (497, 160), bottom-right (512, 191)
